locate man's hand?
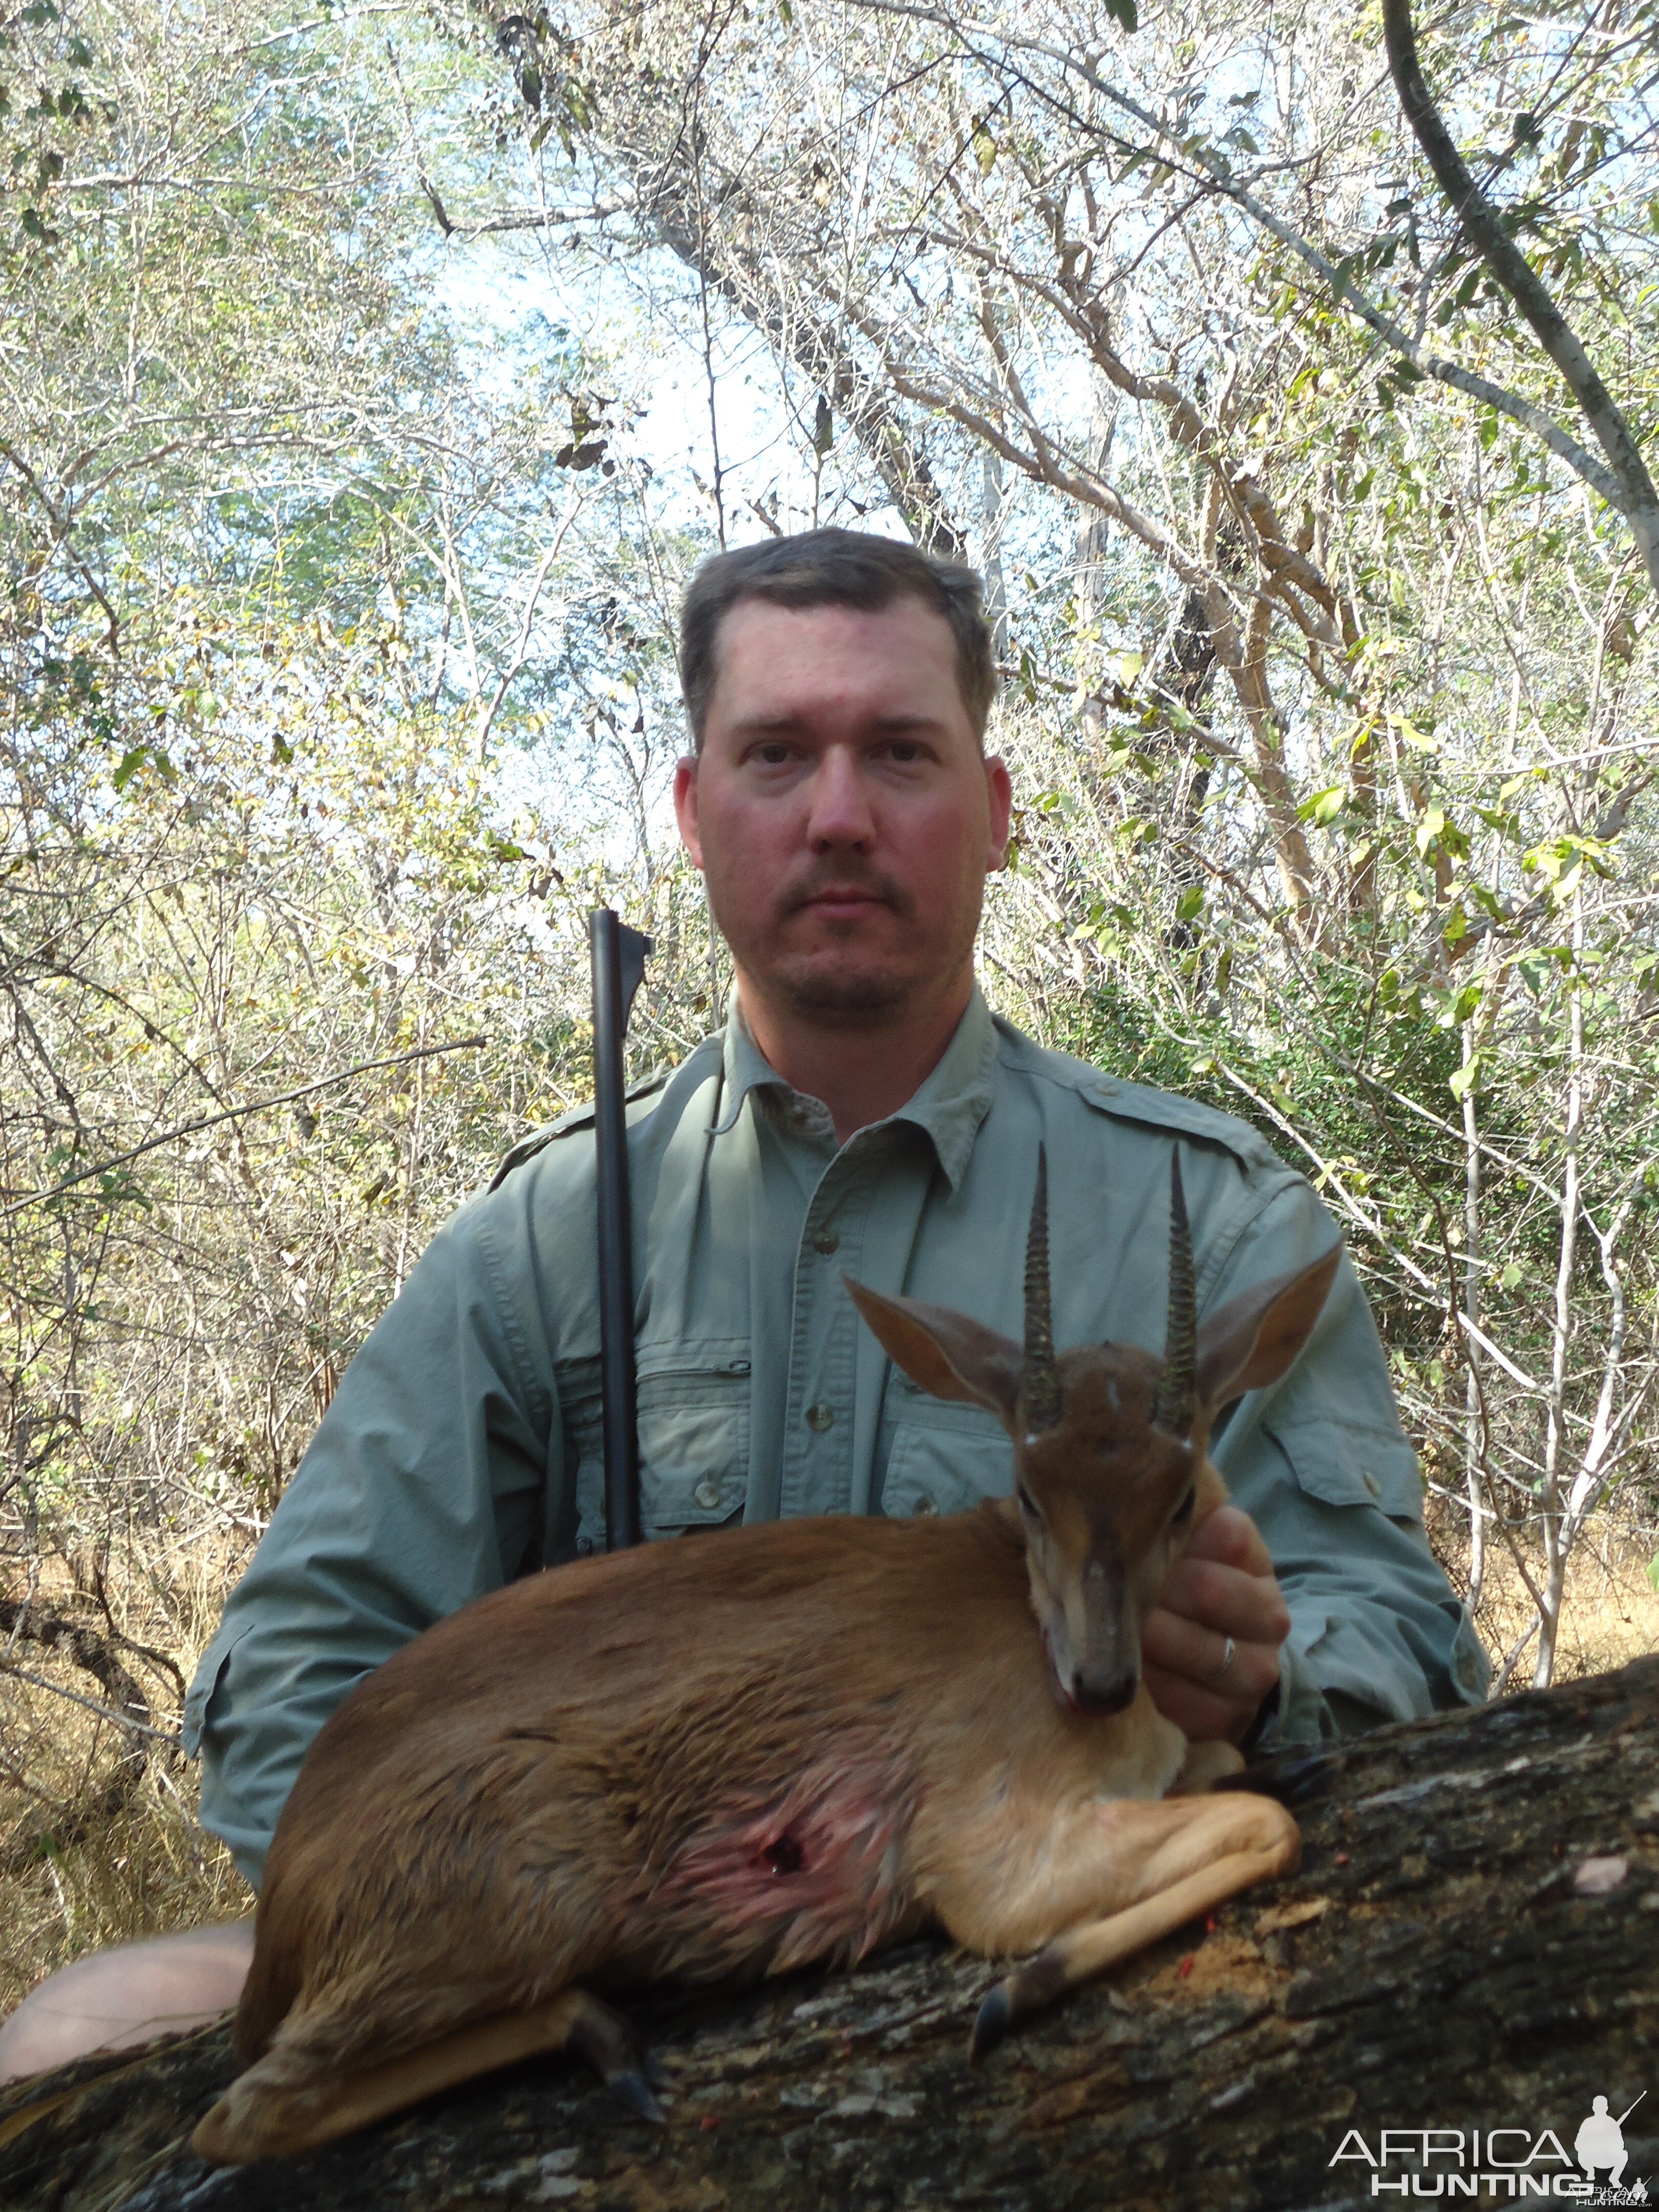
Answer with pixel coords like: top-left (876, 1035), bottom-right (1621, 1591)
top-left (1141, 1504), bottom-right (1290, 1746)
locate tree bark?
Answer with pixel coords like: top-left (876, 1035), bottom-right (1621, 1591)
top-left (7, 1654), bottom-right (1659, 2209)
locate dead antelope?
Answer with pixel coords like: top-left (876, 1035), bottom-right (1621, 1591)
top-left (193, 1152), bottom-right (1337, 2165)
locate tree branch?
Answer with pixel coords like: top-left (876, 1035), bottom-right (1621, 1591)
top-left (1381, 0), bottom-right (1659, 591)
top-left (846, 1), bottom-right (1633, 523)
top-left (2, 1035), bottom-right (486, 1218)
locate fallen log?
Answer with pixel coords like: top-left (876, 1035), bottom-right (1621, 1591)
top-left (4, 1652), bottom-right (1658, 2211)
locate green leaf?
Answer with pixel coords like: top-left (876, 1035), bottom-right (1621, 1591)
top-left (1102, 0), bottom-right (1137, 30)
top-left (1391, 714), bottom-right (1439, 751)
top-left (1298, 783), bottom-right (1346, 827)
top-left (112, 742), bottom-right (176, 792)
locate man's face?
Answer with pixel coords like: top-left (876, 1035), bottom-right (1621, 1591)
top-left (674, 594), bottom-right (1012, 1027)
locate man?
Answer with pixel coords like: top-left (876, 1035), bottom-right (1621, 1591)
top-left (0, 528), bottom-right (1490, 2081)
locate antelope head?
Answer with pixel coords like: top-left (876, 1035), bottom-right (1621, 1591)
top-left (846, 1149), bottom-right (1340, 1718)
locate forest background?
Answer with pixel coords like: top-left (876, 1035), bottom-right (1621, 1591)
top-left (3, 0), bottom-right (1657, 2008)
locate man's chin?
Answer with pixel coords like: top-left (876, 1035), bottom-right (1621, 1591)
top-left (769, 963), bottom-right (912, 1024)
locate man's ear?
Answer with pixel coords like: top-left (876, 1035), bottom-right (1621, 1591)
top-left (844, 1279), bottom-right (1021, 1424)
top-left (673, 753), bottom-right (704, 868)
top-left (1194, 1245), bottom-right (1343, 1411)
top-left (984, 753), bottom-right (1013, 870)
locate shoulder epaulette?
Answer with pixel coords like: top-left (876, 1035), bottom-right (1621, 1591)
top-left (1076, 1076), bottom-right (1285, 1177)
top-left (487, 1067), bottom-right (673, 1193)
top-left (990, 1015), bottom-right (1283, 1177)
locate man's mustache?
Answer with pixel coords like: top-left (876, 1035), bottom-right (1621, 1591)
top-left (776, 868), bottom-right (913, 920)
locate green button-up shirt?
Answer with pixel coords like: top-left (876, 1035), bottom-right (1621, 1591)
top-left (186, 988), bottom-right (1490, 1888)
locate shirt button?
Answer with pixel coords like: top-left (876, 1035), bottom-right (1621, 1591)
top-left (805, 1401), bottom-right (835, 1433)
top-left (575, 1535), bottom-right (594, 1558)
top-left (912, 1495), bottom-right (937, 1516)
top-left (814, 1230), bottom-right (840, 1256)
top-left (1362, 1471), bottom-right (1382, 1500)
top-left (694, 1479), bottom-right (722, 1509)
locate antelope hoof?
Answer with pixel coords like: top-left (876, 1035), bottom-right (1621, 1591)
top-left (606, 2069), bottom-right (667, 2125)
top-left (969, 1982), bottom-right (1014, 2066)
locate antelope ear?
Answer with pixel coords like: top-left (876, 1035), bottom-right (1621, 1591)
top-left (844, 1278), bottom-right (1022, 1423)
top-left (1194, 1244), bottom-right (1343, 1410)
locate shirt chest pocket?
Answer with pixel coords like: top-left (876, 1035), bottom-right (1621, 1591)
top-left (568, 1349), bottom-right (752, 1550)
top-left (1264, 1414), bottom-right (1424, 1524)
top-left (879, 1387), bottom-right (1014, 1519)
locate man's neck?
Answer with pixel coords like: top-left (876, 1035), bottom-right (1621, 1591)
top-left (735, 972), bottom-right (974, 1145)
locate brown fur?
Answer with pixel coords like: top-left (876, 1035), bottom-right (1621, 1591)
top-left (193, 1238), bottom-right (1337, 2164)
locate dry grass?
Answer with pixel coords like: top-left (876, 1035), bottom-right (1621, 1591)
top-left (1, 1536), bottom-right (254, 2015)
top-left (1429, 1499), bottom-right (1659, 1689)
top-left (4, 1509), bottom-right (1657, 2017)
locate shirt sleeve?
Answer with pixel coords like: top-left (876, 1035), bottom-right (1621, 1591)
top-left (182, 1197), bottom-right (556, 1889)
top-left (1205, 1176), bottom-right (1491, 1749)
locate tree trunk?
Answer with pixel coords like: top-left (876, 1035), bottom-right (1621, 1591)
top-left (6, 1655), bottom-right (1659, 2210)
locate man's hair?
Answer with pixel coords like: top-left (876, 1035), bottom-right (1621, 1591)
top-left (678, 527), bottom-right (997, 749)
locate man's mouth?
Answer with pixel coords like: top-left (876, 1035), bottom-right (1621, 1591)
top-left (801, 888), bottom-right (888, 920)
top-left (779, 869), bottom-right (908, 927)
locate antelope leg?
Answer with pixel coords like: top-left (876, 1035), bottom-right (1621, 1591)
top-left (965, 1790), bottom-right (1300, 2062)
top-left (193, 1986), bottom-right (650, 2163)
top-left (563, 1991), bottom-right (670, 2122)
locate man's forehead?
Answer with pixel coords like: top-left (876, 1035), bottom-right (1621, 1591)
top-left (716, 592), bottom-right (960, 659)
top-left (708, 594), bottom-right (963, 716)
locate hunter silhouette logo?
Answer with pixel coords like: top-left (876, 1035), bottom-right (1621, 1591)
top-left (1328, 2091), bottom-right (1649, 2199)
top-left (1577, 2094), bottom-right (1648, 2205)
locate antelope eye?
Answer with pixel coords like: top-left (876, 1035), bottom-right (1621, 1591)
top-left (1015, 1480), bottom-right (1040, 1521)
top-left (1173, 1485), bottom-right (1197, 1523)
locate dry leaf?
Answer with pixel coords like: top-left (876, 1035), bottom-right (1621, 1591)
top-left (1255, 1896), bottom-right (1332, 1933)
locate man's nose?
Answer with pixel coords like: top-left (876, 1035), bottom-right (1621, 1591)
top-left (805, 746), bottom-right (876, 851)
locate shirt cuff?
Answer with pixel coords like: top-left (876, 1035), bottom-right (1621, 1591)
top-left (1246, 1635), bottom-right (1335, 1751)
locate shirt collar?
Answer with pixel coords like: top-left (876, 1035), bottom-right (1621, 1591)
top-left (709, 983), bottom-right (998, 1193)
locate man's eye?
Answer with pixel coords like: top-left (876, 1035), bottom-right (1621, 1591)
top-left (754, 743), bottom-right (795, 766)
top-left (884, 740), bottom-right (922, 763)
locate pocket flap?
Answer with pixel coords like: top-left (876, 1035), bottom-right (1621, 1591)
top-left (572, 1353), bottom-right (751, 1547)
top-left (182, 1620), bottom-right (254, 1757)
top-left (1266, 1415), bottom-right (1424, 1521)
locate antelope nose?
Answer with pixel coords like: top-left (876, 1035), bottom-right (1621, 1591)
top-left (1073, 1669), bottom-right (1138, 1717)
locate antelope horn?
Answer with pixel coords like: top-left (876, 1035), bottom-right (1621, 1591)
top-left (1019, 1146), bottom-right (1062, 1436)
top-left (1153, 1153), bottom-right (1197, 1437)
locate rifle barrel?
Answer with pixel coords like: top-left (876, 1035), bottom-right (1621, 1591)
top-left (589, 907), bottom-right (652, 1552)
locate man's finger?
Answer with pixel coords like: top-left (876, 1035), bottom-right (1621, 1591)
top-left (1183, 1502), bottom-right (1274, 1578)
top-left (1144, 1500), bottom-right (1287, 1742)
top-left (1143, 1607), bottom-right (1282, 1701)
top-left (1152, 1559), bottom-right (1291, 1649)
top-left (1143, 1660), bottom-right (1273, 1746)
